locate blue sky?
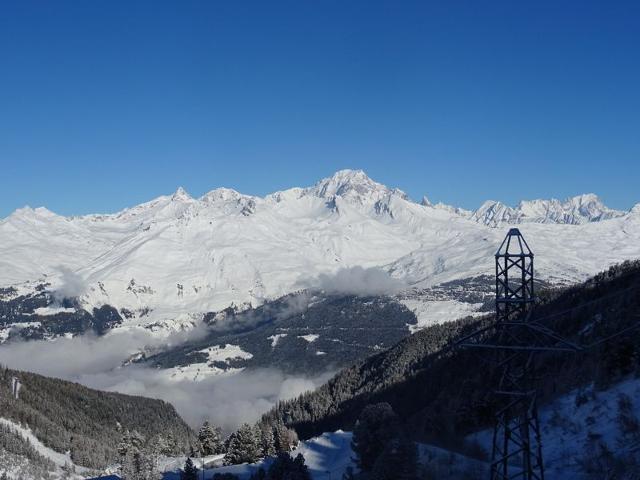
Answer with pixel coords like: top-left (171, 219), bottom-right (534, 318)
top-left (1, 0), bottom-right (638, 217)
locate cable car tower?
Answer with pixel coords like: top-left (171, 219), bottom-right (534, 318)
top-left (461, 228), bottom-right (580, 480)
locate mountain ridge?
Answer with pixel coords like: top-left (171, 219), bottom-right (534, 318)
top-left (1, 169), bottom-right (639, 341)
top-left (3, 169), bottom-right (634, 223)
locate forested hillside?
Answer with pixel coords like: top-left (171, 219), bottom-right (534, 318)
top-left (145, 293), bottom-right (417, 375)
top-left (263, 260), bottom-right (640, 443)
top-left (0, 367), bottom-right (196, 469)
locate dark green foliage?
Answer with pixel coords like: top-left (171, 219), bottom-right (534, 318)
top-left (351, 403), bottom-right (401, 472)
top-left (265, 452), bottom-right (311, 480)
top-left (369, 437), bottom-right (419, 480)
top-left (182, 457), bottom-right (199, 480)
top-left (224, 423), bottom-right (261, 465)
top-left (262, 260), bottom-right (640, 444)
top-left (0, 367), bottom-right (196, 469)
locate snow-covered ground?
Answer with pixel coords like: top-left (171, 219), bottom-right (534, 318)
top-left (164, 344), bottom-right (253, 381)
top-left (158, 377), bottom-right (640, 480)
top-left (162, 431), bottom-right (355, 480)
top-left (162, 431), bottom-right (486, 479)
top-left (402, 298), bottom-right (485, 331)
top-left (1, 170), bottom-right (638, 339)
top-left (0, 417), bottom-right (89, 479)
top-left (469, 377), bottom-right (640, 479)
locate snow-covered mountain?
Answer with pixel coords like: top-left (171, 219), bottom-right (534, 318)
top-left (0, 169), bottom-right (638, 335)
top-left (469, 193), bottom-right (625, 227)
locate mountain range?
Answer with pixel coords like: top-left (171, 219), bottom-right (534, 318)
top-left (1, 169), bottom-right (639, 340)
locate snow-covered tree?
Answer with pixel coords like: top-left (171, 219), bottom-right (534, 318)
top-left (351, 403), bottom-right (401, 472)
top-left (118, 430), bottom-right (159, 480)
top-left (165, 432), bottom-right (179, 454)
top-left (224, 423), bottom-right (261, 465)
top-left (198, 421), bottom-right (224, 455)
top-left (182, 457), bottom-right (199, 480)
top-left (273, 422), bottom-right (298, 453)
top-left (257, 422), bottom-right (276, 457)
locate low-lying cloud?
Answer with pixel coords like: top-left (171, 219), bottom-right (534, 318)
top-left (52, 266), bottom-right (87, 302)
top-left (0, 328), bottom-right (332, 431)
top-left (309, 266), bottom-right (405, 296)
top-left (208, 291), bottom-right (313, 332)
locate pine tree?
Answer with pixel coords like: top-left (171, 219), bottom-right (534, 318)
top-left (369, 437), bottom-right (418, 480)
top-left (165, 432), bottom-right (179, 454)
top-left (266, 452), bottom-right (311, 480)
top-left (118, 430), bottom-right (159, 480)
top-left (351, 403), bottom-right (401, 472)
top-left (182, 457), bottom-right (199, 480)
top-left (258, 422), bottom-right (276, 457)
top-left (273, 422), bottom-right (298, 453)
top-left (224, 423), bottom-right (261, 465)
top-left (198, 421), bottom-right (223, 455)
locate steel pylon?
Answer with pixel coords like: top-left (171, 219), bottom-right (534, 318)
top-left (460, 228), bottom-right (580, 480)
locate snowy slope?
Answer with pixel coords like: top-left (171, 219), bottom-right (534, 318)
top-left (0, 170), bottom-right (639, 334)
top-left (0, 417), bottom-right (88, 479)
top-left (185, 378), bottom-right (640, 480)
top-left (468, 377), bottom-right (640, 479)
top-left (162, 431), bottom-right (355, 480)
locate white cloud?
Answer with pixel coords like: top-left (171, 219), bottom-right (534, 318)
top-left (309, 266), bottom-right (405, 296)
top-left (0, 328), bottom-right (332, 432)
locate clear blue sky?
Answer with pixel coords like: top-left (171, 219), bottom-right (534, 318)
top-left (1, 0), bottom-right (639, 217)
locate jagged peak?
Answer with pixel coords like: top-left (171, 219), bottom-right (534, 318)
top-left (476, 199), bottom-right (509, 210)
top-left (308, 169), bottom-right (409, 205)
top-left (200, 187), bottom-right (249, 204)
top-left (420, 196), bottom-right (432, 207)
top-left (313, 169), bottom-right (379, 196)
top-left (171, 186), bottom-right (193, 202)
top-left (472, 194), bottom-right (624, 226)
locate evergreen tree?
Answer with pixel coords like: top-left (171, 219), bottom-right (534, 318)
top-left (369, 437), bottom-right (418, 480)
top-left (224, 423), bottom-right (261, 465)
top-left (266, 452), bottom-right (311, 480)
top-left (118, 430), bottom-right (159, 480)
top-left (198, 421), bottom-right (224, 455)
top-left (182, 457), bottom-right (199, 480)
top-left (351, 403), bottom-right (401, 472)
top-left (273, 422), bottom-right (298, 453)
top-left (258, 422), bottom-right (276, 457)
top-left (165, 432), bottom-right (179, 454)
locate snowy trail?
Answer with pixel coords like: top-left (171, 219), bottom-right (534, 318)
top-left (0, 417), bottom-right (87, 472)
